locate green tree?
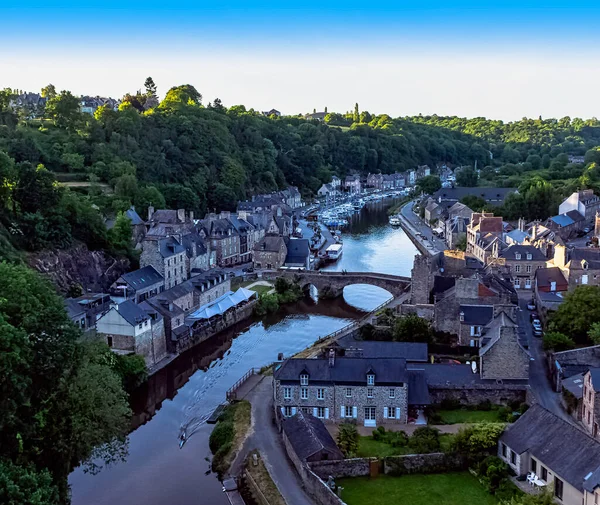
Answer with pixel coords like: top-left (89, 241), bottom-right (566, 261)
top-left (40, 84), bottom-right (57, 99)
top-left (452, 423), bottom-right (506, 461)
top-left (337, 423), bottom-right (360, 457)
top-left (353, 103), bottom-right (359, 123)
top-left (588, 322), bottom-right (600, 345)
top-left (0, 151), bottom-right (15, 209)
top-left (416, 175), bottom-right (442, 195)
top-left (144, 77), bottom-right (157, 98)
top-left (45, 90), bottom-right (81, 128)
top-left (543, 332), bottom-right (575, 352)
top-left (393, 314), bottom-right (431, 342)
top-left (549, 285), bottom-right (600, 344)
top-left (460, 195), bottom-right (487, 212)
top-left (0, 460), bottom-right (60, 505)
top-left (159, 84), bottom-right (202, 110)
top-left (456, 166), bottom-right (478, 187)
top-left (109, 211), bottom-right (134, 257)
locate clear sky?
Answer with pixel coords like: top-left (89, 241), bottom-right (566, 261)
top-left (2, 1), bottom-right (600, 121)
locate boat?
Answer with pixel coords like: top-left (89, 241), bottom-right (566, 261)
top-left (389, 216), bottom-right (401, 226)
top-left (324, 243), bottom-right (343, 262)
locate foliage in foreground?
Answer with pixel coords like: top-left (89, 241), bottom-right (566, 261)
top-left (337, 423), bottom-right (360, 457)
top-left (209, 401), bottom-right (251, 476)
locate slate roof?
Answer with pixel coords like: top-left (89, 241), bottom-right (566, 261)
top-left (407, 369), bottom-right (430, 405)
top-left (570, 248), bottom-right (600, 269)
top-left (590, 368), bottom-right (600, 392)
top-left (336, 335), bottom-right (428, 362)
top-left (535, 267), bottom-right (568, 289)
top-left (256, 236), bottom-right (286, 253)
top-left (500, 404), bottom-right (600, 491)
top-left (562, 372), bottom-right (585, 399)
top-left (182, 232), bottom-right (208, 257)
top-left (64, 298), bottom-right (85, 319)
top-left (275, 358), bottom-right (408, 384)
top-left (159, 237), bottom-right (185, 258)
top-left (433, 187), bottom-right (516, 203)
top-left (284, 238), bottom-right (310, 265)
top-left (460, 304), bottom-right (494, 325)
top-left (505, 229), bottom-right (529, 244)
top-left (120, 266), bottom-right (164, 290)
top-left (125, 207), bottom-right (144, 225)
top-left (409, 363), bottom-right (528, 387)
top-left (116, 300), bottom-right (150, 325)
top-left (282, 412), bottom-right (344, 461)
top-left (500, 244), bottom-right (546, 261)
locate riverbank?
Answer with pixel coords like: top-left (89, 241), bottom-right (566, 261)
top-left (397, 200), bottom-right (445, 257)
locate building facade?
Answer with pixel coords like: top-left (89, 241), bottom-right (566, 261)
top-left (582, 369), bottom-right (600, 439)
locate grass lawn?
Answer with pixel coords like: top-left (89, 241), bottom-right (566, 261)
top-left (437, 409), bottom-right (503, 424)
top-left (357, 433), bottom-right (455, 458)
top-left (337, 472), bottom-right (498, 505)
top-left (244, 451), bottom-right (286, 505)
top-left (248, 285), bottom-right (272, 296)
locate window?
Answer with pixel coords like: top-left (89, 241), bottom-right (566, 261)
top-left (345, 387), bottom-right (352, 397)
top-left (367, 374), bottom-right (375, 385)
top-left (107, 336), bottom-right (113, 347)
top-left (510, 450), bottom-right (516, 465)
top-left (317, 388), bottom-right (325, 400)
top-left (501, 443), bottom-right (507, 457)
top-left (525, 279), bottom-right (531, 289)
top-left (541, 466), bottom-right (547, 481)
top-left (283, 406), bottom-right (292, 417)
top-left (367, 388), bottom-right (374, 398)
top-left (317, 407), bottom-right (325, 419)
top-left (515, 253), bottom-right (522, 260)
top-left (300, 374), bottom-right (309, 385)
top-left (389, 388), bottom-right (395, 398)
top-left (515, 265), bottom-right (521, 273)
top-left (531, 459), bottom-right (537, 473)
top-left (283, 387), bottom-right (291, 399)
top-left (550, 281), bottom-right (557, 291)
top-left (526, 265), bottom-right (532, 273)
top-left (582, 274), bottom-right (589, 285)
top-left (138, 323), bottom-right (143, 329)
top-left (388, 406), bottom-right (396, 418)
top-left (345, 406), bottom-right (353, 418)
top-left (554, 477), bottom-right (563, 501)
top-left (514, 278), bottom-right (521, 288)
top-left (471, 326), bottom-right (482, 336)
top-left (527, 253), bottom-right (532, 260)
top-left (301, 388), bottom-right (308, 400)
top-left (300, 407), bottom-right (311, 414)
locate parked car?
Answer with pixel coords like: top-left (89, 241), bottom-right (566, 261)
top-left (532, 320), bottom-right (543, 337)
top-left (527, 300), bottom-right (536, 311)
top-left (243, 266), bottom-right (254, 273)
top-left (530, 311), bottom-right (539, 322)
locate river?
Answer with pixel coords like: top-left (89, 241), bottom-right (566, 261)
top-left (68, 198), bottom-right (417, 505)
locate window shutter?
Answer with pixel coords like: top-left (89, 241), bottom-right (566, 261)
top-left (384, 407), bottom-right (388, 419)
top-left (292, 407), bottom-right (297, 415)
top-left (340, 406), bottom-right (345, 418)
top-left (280, 407), bottom-right (285, 415)
top-left (313, 408), bottom-right (318, 417)
top-left (352, 406), bottom-right (357, 418)
top-left (325, 408), bottom-right (329, 419)
top-left (396, 407), bottom-right (401, 420)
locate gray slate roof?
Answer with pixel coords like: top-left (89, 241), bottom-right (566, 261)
top-left (336, 335), bottom-right (428, 362)
top-left (284, 238), bottom-right (310, 265)
top-left (282, 412), bottom-right (344, 461)
top-left (590, 368), bottom-right (600, 392)
top-left (432, 187), bottom-right (516, 202)
top-left (275, 358), bottom-right (407, 385)
top-left (500, 244), bottom-right (546, 261)
top-left (460, 304), bottom-right (494, 325)
top-left (117, 300), bottom-right (150, 325)
top-left (407, 370), bottom-right (430, 405)
top-left (409, 363), bottom-right (528, 387)
top-left (500, 404), bottom-right (600, 492)
top-left (159, 237), bottom-right (185, 258)
top-left (121, 266), bottom-right (164, 290)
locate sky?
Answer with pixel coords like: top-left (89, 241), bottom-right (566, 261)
top-left (2, 1), bottom-right (600, 121)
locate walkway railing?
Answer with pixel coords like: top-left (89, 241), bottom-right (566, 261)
top-left (226, 367), bottom-right (260, 401)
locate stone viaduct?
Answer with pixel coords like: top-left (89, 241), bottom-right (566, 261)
top-left (263, 270), bottom-right (411, 298)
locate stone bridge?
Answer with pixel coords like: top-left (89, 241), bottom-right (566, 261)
top-left (263, 270), bottom-right (411, 298)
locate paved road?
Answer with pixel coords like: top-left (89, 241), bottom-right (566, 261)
top-left (400, 200), bottom-right (446, 254)
top-left (516, 294), bottom-right (572, 423)
top-left (240, 378), bottom-right (315, 505)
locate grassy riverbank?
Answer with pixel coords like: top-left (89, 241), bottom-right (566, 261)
top-left (243, 451), bottom-right (286, 505)
top-left (209, 401), bottom-right (252, 476)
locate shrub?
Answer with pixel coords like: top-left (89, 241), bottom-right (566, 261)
top-left (392, 314), bottom-right (431, 343)
top-left (212, 442), bottom-right (233, 475)
top-left (388, 431), bottom-right (409, 448)
top-left (478, 455), bottom-right (509, 493)
top-left (337, 423), bottom-right (360, 457)
top-left (409, 426), bottom-right (440, 453)
top-left (359, 323), bottom-right (375, 340)
top-left (372, 426), bottom-right (386, 441)
top-left (254, 293), bottom-right (280, 316)
top-left (476, 399), bottom-right (492, 411)
top-left (209, 419), bottom-right (234, 454)
top-left (543, 332), bottom-right (575, 352)
top-left (452, 423), bottom-right (506, 462)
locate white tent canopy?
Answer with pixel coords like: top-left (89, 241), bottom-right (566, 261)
top-left (187, 287), bottom-right (257, 321)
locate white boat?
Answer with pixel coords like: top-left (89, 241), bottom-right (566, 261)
top-left (324, 243), bottom-right (343, 261)
top-left (389, 216), bottom-right (401, 226)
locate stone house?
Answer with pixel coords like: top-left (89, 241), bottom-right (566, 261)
top-left (110, 265), bottom-right (164, 304)
top-left (274, 354), bottom-right (425, 427)
top-left (146, 207), bottom-right (195, 235)
top-left (424, 200), bottom-right (442, 224)
top-left (229, 215), bottom-right (256, 264)
top-left (278, 186), bottom-right (302, 209)
top-left (140, 236), bottom-right (188, 290)
top-left (318, 183), bottom-right (339, 198)
top-left (281, 412), bottom-right (344, 463)
top-left (253, 236), bottom-right (287, 269)
top-left (64, 292), bottom-right (112, 331)
top-left (499, 404), bottom-right (600, 505)
top-left (545, 210), bottom-right (586, 240)
top-left (344, 175), bottom-right (361, 194)
top-left (182, 231), bottom-right (212, 273)
top-left (331, 176), bottom-right (341, 190)
top-left (582, 368), bottom-right (600, 439)
top-left (96, 300), bottom-right (167, 366)
top-left (445, 215), bottom-right (469, 249)
top-left (366, 173), bottom-right (383, 189)
top-left (559, 189), bottom-right (600, 222)
top-left (200, 213), bottom-right (240, 267)
top-left (551, 245), bottom-right (600, 290)
top-left (497, 244), bottom-right (547, 291)
top-left (466, 213), bottom-right (505, 264)
top-left (283, 238), bottom-right (310, 269)
top-left (534, 267), bottom-right (568, 312)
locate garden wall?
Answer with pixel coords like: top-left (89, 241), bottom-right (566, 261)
top-left (383, 452), bottom-right (466, 476)
top-left (428, 385), bottom-right (527, 406)
top-left (309, 458), bottom-right (375, 479)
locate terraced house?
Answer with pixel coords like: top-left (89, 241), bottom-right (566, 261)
top-left (274, 352), bottom-right (425, 427)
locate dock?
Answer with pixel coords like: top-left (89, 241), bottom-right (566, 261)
top-left (207, 403), bottom-right (228, 424)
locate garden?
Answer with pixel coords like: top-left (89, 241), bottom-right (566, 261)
top-left (426, 399), bottom-right (529, 425)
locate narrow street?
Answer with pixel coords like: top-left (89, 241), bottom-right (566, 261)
top-left (399, 200), bottom-right (446, 254)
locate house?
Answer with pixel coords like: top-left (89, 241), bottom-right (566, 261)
top-left (182, 230), bottom-right (213, 273)
top-left (551, 345), bottom-right (600, 393)
top-left (331, 176), bottom-right (341, 190)
top-left (416, 165), bottom-right (431, 179)
top-left (498, 404), bottom-right (600, 505)
top-left (305, 111), bottom-right (327, 121)
top-left (318, 183), bottom-right (339, 198)
top-left (466, 213), bottom-right (505, 264)
top-left (582, 368), bottom-right (600, 439)
top-left (279, 186), bottom-right (302, 209)
top-left (96, 300), bottom-right (167, 366)
top-left (559, 189), bottom-right (600, 222)
top-left (344, 175), bottom-right (361, 194)
top-left (274, 354), bottom-right (424, 426)
top-left (432, 187), bottom-right (516, 207)
top-left (64, 293), bottom-right (112, 331)
top-left (110, 265), bottom-right (165, 303)
top-left (140, 236), bottom-right (188, 289)
top-left (229, 215), bottom-right (256, 264)
top-left (281, 412), bottom-right (344, 462)
top-left (551, 245), bottom-right (600, 290)
top-left (568, 155), bottom-right (586, 165)
top-left (497, 244), bottom-right (547, 291)
top-left (262, 109), bottom-right (281, 117)
top-left (534, 267), bottom-right (568, 311)
top-left (424, 200), bottom-right (443, 224)
top-left (366, 173), bottom-right (383, 189)
top-left (200, 212), bottom-right (241, 267)
top-left (283, 238), bottom-right (310, 270)
top-left (545, 210), bottom-right (586, 240)
top-left (333, 335), bottom-right (428, 362)
top-left (253, 236), bottom-right (287, 269)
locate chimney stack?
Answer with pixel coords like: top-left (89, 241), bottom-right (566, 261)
top-left (328, 348), bottom-right (335, 367)
top-left (177, 209), bottom-right (186, 223)
top-left (148, 206), bottom-right (155, 221)
top-left (189, 211), bottom-right (194, 222)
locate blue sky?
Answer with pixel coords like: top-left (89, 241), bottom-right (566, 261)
top-left (2, 1), bottom-right (600, 120)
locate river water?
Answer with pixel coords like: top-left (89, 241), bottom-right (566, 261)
top-left (68, 198), bottom-right (417, 505)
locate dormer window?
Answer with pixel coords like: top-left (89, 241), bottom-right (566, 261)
top-left (583, 260), bottom-right (589, 270)
top-left (526, 253), bottom-right (532, 260)
top-left (367, 374), bottom-right (375, 386)
top-left (515, 253), bottom-right (521, 260)
top-left (300, 374), bottom-right (309, 386)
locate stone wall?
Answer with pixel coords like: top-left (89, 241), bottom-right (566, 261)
top-left (384, 452), bottom-right (466, 476)
top-left (398, 303), bottom-right (434, 320)
top-left (481, 327), bottom-right (529, 380)
top-left (429, 385), bottom-right (527, 406)
top-left (309, 458), bottom-right (374, 479)
top-left (410, 255), bottom-right (431, 304)
top-left (552, 345), bottom-right (600, 391)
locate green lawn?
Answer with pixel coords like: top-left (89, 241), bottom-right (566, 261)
top-left (437, 409), bottom-right (503, 424)
top-left (248, 285), bottom-right (272, 296)
top-left (357, 433), bottom-right (455, 458)
top-left (337, 473), bottom-right (498, 505)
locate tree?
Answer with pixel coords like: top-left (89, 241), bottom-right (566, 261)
top-left (409, 426), bottom-right (440, 453)
top-left (13, 163), bottom-right (62, 215)
top-left (40, 84), bottom-right (57, 99)
top-left (159, 84), bottom-right (202, 110)
top-left (337, 423), bottom-right (359, 457)
top-left (353, 103), bottom-right (359, 123)
top-left (0, 151), bottom-right (15, 209)
top-left (144, 77), bottom-right (157, 99)
top-left (588, 322), bottom-right (600, 345)
top-left (460, 195), bottom-right (487, 212)
top-left (393, 314), bottom-right (431, 342)
top-left (549, 285), bottom-right (600, 344)
top-left (452, 423), bottom-right (506, 461)
top-left (543, 332), bottom-right (575, 352)
top-left (45, 90), bottom-right (81, 128)
top-left (109, 211), bottom-right (134, 257)
top-left (0, 460), bottom-right (60, 505)
top-left (456, 166), bottom-right (478, 187)
top-left (416, 175), bottom-right (441, 195)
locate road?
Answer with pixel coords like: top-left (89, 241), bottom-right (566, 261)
top-left (237, 377), bottom-right (315, 505)
top-left (399, 200), bottom-right (446, 254)
top-left (516, 293), bottom-right (572, 423)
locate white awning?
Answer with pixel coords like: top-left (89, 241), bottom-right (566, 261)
top-left (187, 287), bottom-right (257, 321)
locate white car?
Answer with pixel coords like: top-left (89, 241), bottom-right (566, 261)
top-left (532, 320), bottom-right (543, 337)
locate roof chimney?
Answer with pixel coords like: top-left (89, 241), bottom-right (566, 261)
top-left (148, 206), bottom-right (155, 221)
top-left (459, 311), bottom-right (465, 322)
top-left (328, 348), bottom-right (335, 367)
top-left (177, 209), bottom-right (186, 223)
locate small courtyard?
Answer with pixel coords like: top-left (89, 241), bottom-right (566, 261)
top-left (337, 472), bottom-right (499, 505)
